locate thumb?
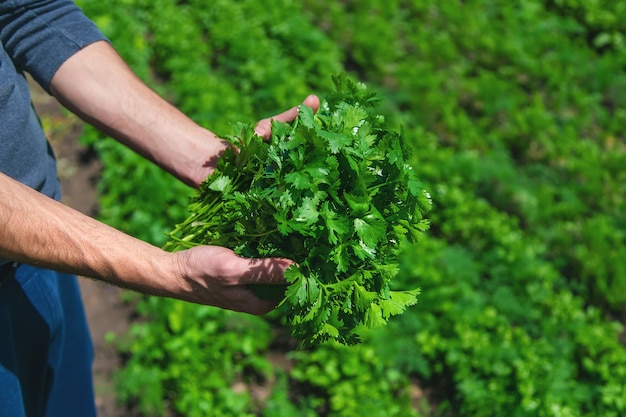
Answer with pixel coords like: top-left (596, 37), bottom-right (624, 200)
top-left (254, 94), bottom-right (321, 139)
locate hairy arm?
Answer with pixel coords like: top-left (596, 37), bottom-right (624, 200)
top-left (49, 40), bottom-right (319, 186)
top-left (0, 172), bottom-right (289, 314)
top-left (49, 40), bottom-right (226, 187)
top-left (1, 40), bottom-right (318, 314)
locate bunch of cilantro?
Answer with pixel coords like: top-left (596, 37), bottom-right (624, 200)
top-left (165, 76), bottom-right (432, 346)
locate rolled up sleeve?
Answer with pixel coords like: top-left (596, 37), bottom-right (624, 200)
top-left (0, 0), bottom-right (108, 92)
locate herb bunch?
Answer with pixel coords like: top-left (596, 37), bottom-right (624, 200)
top-left (165, 76), bottom-right (431, 346)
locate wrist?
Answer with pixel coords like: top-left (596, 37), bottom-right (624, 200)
top-left (92, 240), bottom-right (185, 300)
top-left (184, 130), bottom-right (231, 188)
top-left (166, 248), bottom-right (215, 305)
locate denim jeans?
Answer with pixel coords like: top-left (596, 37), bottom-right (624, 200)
top-left (0, 264), bottom-right (96, 417)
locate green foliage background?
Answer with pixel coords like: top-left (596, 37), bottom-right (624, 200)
top-left (75, 0), bottom-right (626, 416)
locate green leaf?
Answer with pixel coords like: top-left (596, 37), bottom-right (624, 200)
top-left (284, 171), bottom-right (312, 189)
top-left (330, 243), bottom-right (352, 272)
top-left (306, 277), bottom-right (321, 305)
top-left (379, 289), bottom-right (420, 319)
top-left (364, 304), bottom-right (386, 328)
top-left (354, 210), bottom-right (387, 247)
top-left (285, 277), bottom-right (308, 306)
top-left (318, 130), bottom-right (352, 154)
top-left (321, 323), bottom-right (340, 339)
top-left (294, 196), bottom-right (320, 225)
top-left (207, 175), bottom-right (232, 193)
top-left (273, 211), bottom-right (293, 235)
top-left (303, 291), bottom-right (323, 322)
top-left (344, 192), bottom-right (370, 216)
top-left (353, 240), bottom-right (377, 260)
top-left (320, 202), bottom-right (351, 245)
top-left (278, 189), bottom-right (295, 209)
top-left (298, 103), bottom-right (316, 129)
top-left (386, 134), bottom-right (404, 167)
top-left (419, 191), bottom-right (433, 213)
top-left (374, 262), bottom-right (400, 282)
top-left (339, 103), bottom-right (369, 133)
top-left (354, 284), bottom-right (376, 313)
top-left (284, 265), bottom-right (304, 284)
top-left (302, 158), bottom-right (333, 185)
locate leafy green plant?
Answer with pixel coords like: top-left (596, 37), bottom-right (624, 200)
top-left (75, 0), bottom-right (626, 415)
top-left (286, 342), bottom-right (423, 417)
top-left (165, 75), bottom-right (431, 346)
top-left (114, 298), bottom-right (275, 417)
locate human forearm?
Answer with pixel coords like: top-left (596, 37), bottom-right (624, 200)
top-left (49, 40), bottom-right (227, 187)
top-left (49, 41), bottom-right (320, 187)
top-left (0, 172), bottom-right (180, 295)
top-left (0, 172), bottom-right (289, 313)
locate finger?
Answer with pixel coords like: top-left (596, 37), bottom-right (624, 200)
top-left (302, 94), bottom-right (321, 113)
top-left (246, 299), bottom-right (278, 316)
top-left (221, 286), bottom-right (278, 315)
top-left (255, 94), bottom-right (321, 139)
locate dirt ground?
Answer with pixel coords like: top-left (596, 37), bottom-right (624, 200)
top-left (29, 80), bottom-right (134, 417)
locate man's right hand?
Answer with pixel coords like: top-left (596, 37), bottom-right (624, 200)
top-left (171, 246), bottom-right (293, 315)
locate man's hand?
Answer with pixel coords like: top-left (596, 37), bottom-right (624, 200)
top-left (0, 173), bottom-right (291, 315)
top-left (186, 94), bottom-right (321, 187)
top-left (254, 94), bottom-right (320, 139)
top-left (173, 246), bottom-right (292, 315)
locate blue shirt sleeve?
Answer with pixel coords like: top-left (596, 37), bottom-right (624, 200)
top-left (0, 0), bottom-right (108, 93)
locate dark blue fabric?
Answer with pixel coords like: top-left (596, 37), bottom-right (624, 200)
top-left (0, 0), bottom-right (107, 92)
top-left (0, 1), bottom-right (108, 414)
top-left (0, 264), bottom-right (96, 417)
top-left (0, 47), bottom-right (61, 201)
top-left (0, 0), bottom-right (107, 200)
